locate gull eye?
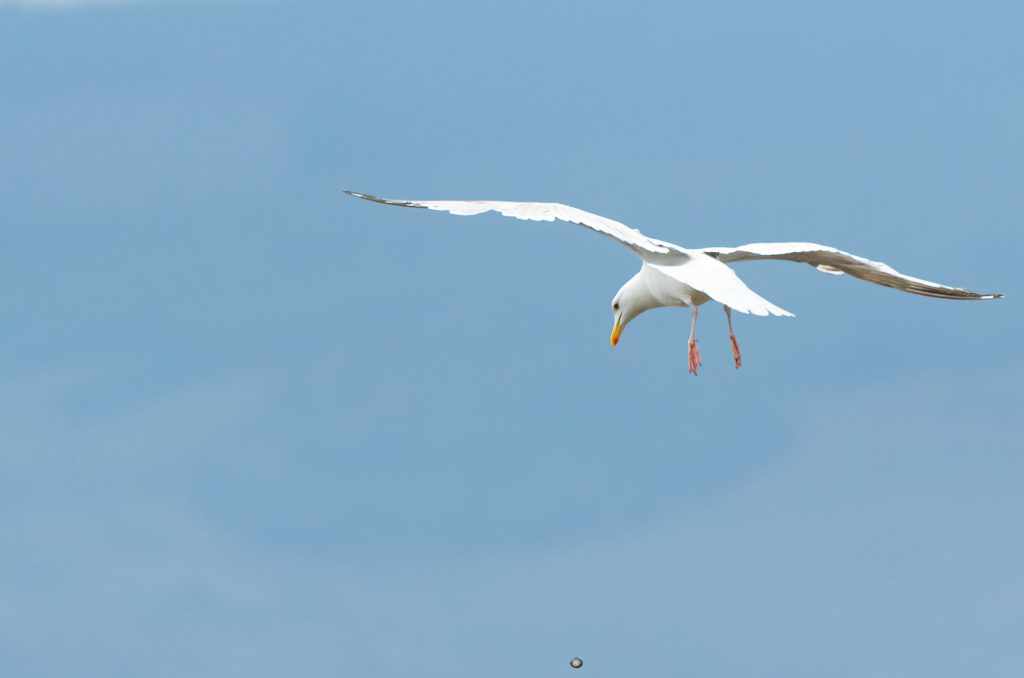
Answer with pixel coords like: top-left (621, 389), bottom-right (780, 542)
top-left (613, 302), bottom-right (620, 311)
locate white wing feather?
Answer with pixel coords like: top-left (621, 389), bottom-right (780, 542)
top-left (347, 193), bottom-right (1001, 303)
top-left (345, 192), bottom-right (675, 256)
top-left (701, 242), bottom-right (1001, 300)
top-left (650, 259), bottom-right (794, 317)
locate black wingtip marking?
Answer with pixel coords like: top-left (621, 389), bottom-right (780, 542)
top-left (345, 191), bottom-right (388, 203)
top-left (343, 191), bottom-right (426, 209)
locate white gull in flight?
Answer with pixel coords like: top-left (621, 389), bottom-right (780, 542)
top-left (346, 191), bottom-right (1001, 374)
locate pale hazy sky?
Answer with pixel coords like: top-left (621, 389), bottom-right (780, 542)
top-left (1, 1), bottom-right (1020, 677)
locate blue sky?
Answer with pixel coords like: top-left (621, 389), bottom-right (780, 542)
top-left (1, 1), bottom-right (1021, 676)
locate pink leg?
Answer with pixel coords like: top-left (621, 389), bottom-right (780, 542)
top-left (725, 306), bottom-right (742, 369)
top-left (688, 306), bottom-right (702, 375)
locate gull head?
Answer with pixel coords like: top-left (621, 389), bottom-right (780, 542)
top-left (610, 273), bottom-right (657, 346)
top-left (610, 297), bottom-right (626, 346)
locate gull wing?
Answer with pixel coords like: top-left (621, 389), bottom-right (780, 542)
top-left (700, 242), bottom-right (1002, 300)
top-left (346, 191), bottom-right (679, 258)
top-left (649, 257), bottom-right (794, 317)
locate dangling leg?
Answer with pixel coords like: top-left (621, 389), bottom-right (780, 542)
top-left (688, 306), bottom-right (702, 375)
top-left (724, 306), bottom-right (742, 369)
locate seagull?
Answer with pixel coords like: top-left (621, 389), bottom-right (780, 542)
top-left (346, 191), bottom-right (1002, 374)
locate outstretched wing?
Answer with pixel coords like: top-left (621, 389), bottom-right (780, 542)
top-left (345, 191), bottom-right (679, 257)
top-left (700, 242), bottom-right (1001, 300)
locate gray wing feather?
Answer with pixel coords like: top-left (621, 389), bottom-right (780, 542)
top-left (701, 242), bottom-right (1001, 300)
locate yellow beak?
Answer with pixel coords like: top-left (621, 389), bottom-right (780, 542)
top-left (610, 318), bottom-right (622, 346)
